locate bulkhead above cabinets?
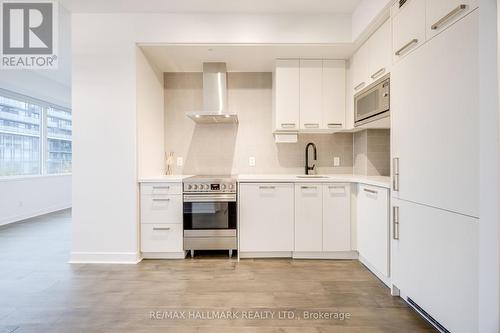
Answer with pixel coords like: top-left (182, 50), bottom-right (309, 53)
top-left (273, 58), bottom-right (346, 142)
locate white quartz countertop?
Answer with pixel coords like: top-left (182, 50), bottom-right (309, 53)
top-left (138, 174), bottom-right (391, 188)
top-left (237, 174), bottom-right (391, 189)
top-left (138, 175), bottom-right (192, 182)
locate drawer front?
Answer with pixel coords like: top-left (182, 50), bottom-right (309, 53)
top-left (141, 224), bottom-right (183, 253)
top-left (141, 182), bottom-right (182, 195)
top-left (141, 194), bottom-right (182, 224)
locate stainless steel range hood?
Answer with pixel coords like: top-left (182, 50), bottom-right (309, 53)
top-left (186, 63), bottom-right (238, 124)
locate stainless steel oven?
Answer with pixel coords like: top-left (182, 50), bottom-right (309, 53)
top-left (183, 176), bottom-right (237, 257)
top-left (354, 74), bottom-right (390, 127)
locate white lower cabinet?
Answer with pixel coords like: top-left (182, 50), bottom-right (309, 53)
top-left (322, 184), bottom-right (351, 252)
top-left (239, 183), bottom-right (294, 253)
top-left (391, 198), bottom-right (478, 333)
top-left (294, 184), bottom-right (323, 252)
top-left (140, 182), bottom-right (184, 258)
top-left (294, 183), bottom-right (351, 254)
top-left (141, 224), bottom-right (183, 253)
top-left (356, 184), bottom-right (389, 279)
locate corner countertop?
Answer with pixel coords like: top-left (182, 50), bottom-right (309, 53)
top-left (138, 174), bottom-right (391, 189)
top-left (237, 174), bottom-right (391, 189)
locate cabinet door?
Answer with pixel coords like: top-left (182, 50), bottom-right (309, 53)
top-left (392, 0), bottom-right (426, 62)
top-left (140, 194), bottom-right (182, 224)
top-left (391, 11), bottom-right (478, 217)
top-left (351, 43), bottom-right (370, 94)
top-left (322, 60), bottom-right (346, 130)
top-left (366, 19), bottom-right (391, 82)
top-left (141, 224), bottom-right (183, 253)
top-left (299, 60), bottom-right (323, 130)
top-left (426, 0), bottom-right (478, 39)
top-left (322, 184), bottom-right (350, 252)
top-left (239, 183), bottom-right (294, 252)
top-left (275, 60), bottom-right (300, 131)
top-left (357, 184), bottom-right (389, 277)
top-left (294, 184), bottom-right (323, 252)
top-left (391, 199), bottom-right (478, 333)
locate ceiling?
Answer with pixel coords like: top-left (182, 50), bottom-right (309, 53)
top-left (59, 0), bottom-right (361, 14)
top-left (140, 44), bottom-right (355, 72)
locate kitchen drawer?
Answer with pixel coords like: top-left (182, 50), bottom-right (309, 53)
top-left (141, 194), bottom-right (182, 224)
top-left (141, 224), bottom-right (183, 253)
top-left (141, 182), bottom-right (182, 195)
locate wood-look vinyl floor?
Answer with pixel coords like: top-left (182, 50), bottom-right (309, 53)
top-left (0, 209), bottom-right (436, 333)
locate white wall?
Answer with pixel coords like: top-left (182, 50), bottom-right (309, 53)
top-left (0, 175), bottom-right (71, 226)
top-left (70, 12), bottom-right (355, 263)
top-left (479, 0), bottom-right (500, 331)
top-left (0, 4), bottom-right (72, 226)
top-left (351, 0), bottom-right (392, 42)
top-left (136, 47), bottom-right (165, 178)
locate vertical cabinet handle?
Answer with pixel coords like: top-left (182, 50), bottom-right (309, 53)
top-left (431, 4), bottom-right (467, 30)
top-left (393, 157), bottom-right (400, 191)
top-left (393, 206), bottom-right (400, 240)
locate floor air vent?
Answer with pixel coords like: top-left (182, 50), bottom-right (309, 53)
top-left (399, 0), bottom-right (408, 8)
top-left (407, 298), bottom-right (450, 333)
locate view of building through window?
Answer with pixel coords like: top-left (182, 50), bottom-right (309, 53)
top-left (0, 92), bottom-right (72, 177)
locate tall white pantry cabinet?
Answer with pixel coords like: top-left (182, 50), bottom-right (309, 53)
top-left (390, 1), bottom-right (479, 332)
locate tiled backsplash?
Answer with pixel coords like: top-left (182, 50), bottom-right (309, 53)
top-left (353, 129), bottom-right (391, 176)
top-left (164, 72), bottom-right (354, 175)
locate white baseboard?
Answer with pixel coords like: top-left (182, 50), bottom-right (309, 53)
top-left (69, 251), bottom-right (141, 264)
top-left (142, 252), bottom-right (186, 259)
top-left (358, 254), bottom-right (391, 287)
top-left (0, 203), bottom-right (71, 227)
top-left (292, 251), bottom-right (358, 260)
top-left (239, 251), bottom-right (292, 258)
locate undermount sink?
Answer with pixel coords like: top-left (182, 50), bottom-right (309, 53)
top-left (296, 175), bottom-right (330, 179)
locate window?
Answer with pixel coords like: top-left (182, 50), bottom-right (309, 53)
top-left (0, 90), bottom-right (72, 177)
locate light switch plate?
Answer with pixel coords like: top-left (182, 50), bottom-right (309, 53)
top-left (333, 156), bottom-right (341, 167)
top-left (249, 157), bottom-right (256, 167)
top-left (177, 157), bottom-right (183, 167)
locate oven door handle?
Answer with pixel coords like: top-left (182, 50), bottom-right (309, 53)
top-left (183, 194), bottom-right (237, 203)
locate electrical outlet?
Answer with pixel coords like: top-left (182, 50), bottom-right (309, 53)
top-left (177, 157), bottom-right (183, 167)
top-left (333, 156), bottom-right (341, 167)
top-left (249, 157), bottom-right (256, 167)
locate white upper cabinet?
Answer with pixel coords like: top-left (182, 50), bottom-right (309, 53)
top-left (391, 11), bottom-right (479, 217)
top-left (274, 59), bottom-right (300, 131)
top-left (322, 184), bottom-right (350, 252)
top-left (352, 19), bottom-right (392, 96)
top-left (294, 184), bottom-right (323, 252)
top-left (392, 0), bottom-right (426, 62)
top-left (299, 60), bottom-right (323, 130)
top-left (366, 19), bottom-right (392, 82)
top-left (426, 0), bottom-right (478, 39)
top-left (274, 59), bottom-right (346, 133)
top-left (351, 43), bottom-right (370, 94)
top-left (322, 60), bottom-right (346, 129)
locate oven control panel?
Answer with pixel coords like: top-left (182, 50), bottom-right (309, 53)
top-left (183, 181), bottom-right (236, 193)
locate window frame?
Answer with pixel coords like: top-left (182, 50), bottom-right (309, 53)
top-left (0, 88), bottom-right (72, 179)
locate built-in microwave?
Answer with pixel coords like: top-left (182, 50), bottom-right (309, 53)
top-left (354, 75), bottom-right (390, 127)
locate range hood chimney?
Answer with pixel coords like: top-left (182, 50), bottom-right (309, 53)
top-left (186, 62), bottom-right (238, 124)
